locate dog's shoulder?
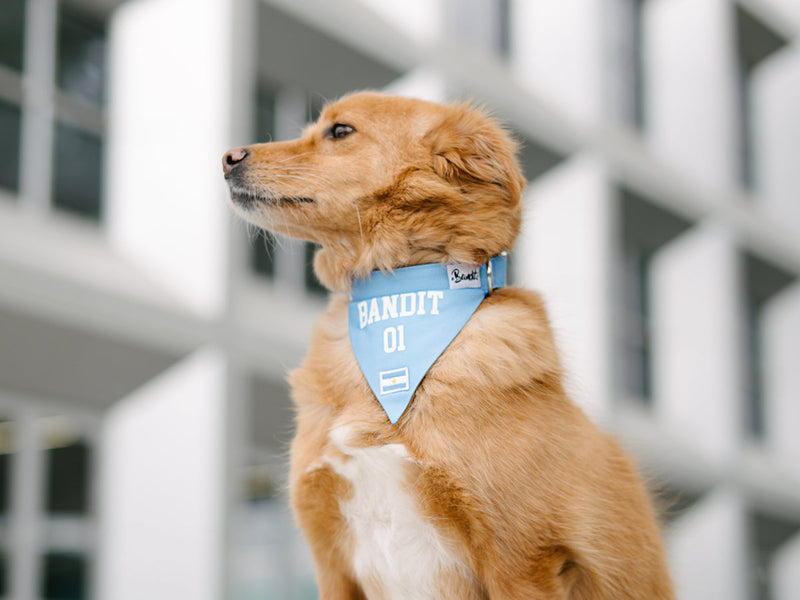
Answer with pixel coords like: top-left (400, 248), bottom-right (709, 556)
top-left (428, 286), bottom-right (564, 393)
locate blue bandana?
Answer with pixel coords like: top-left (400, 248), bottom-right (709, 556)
top-left (348, 255), bottom-right (507, 423)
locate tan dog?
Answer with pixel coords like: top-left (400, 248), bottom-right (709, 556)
top-left (223, 92), bottom-right (675, 599)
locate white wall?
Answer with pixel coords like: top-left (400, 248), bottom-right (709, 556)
top-left (667, 490), bottom-right (749, 600)
top-left (651, 223), bottom-right (744, 461)
top-left (511, 0), bottom-right (608, 125)
top-left (762, 283), bottom-right (800, 469)
top-left (517, 154), bottom-right (614, 422)
top-left (754, 42), bottom-right (800, 229)
top-left (105, 0), bottom-right (236, 315)
top-left (648, 0), bottom-right (738, 190)
top-left (97, 348), bottom-right (228, 600)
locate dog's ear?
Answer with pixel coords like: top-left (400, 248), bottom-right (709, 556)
top-left (425, 103), bottom-right (525, 203)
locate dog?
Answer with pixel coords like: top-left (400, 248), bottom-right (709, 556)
top-left (223, 91), bottom-right (675, 599)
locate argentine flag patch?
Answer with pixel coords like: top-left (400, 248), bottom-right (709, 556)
top-left (379, 367), bottom-right (410, 395)
top-left (348, 256), bottom-right (506, 423)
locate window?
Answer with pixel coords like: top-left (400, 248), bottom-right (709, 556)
top-left (742, 254), bottom-right (794, 440)
top-left (248, 84), bottom-right (333, 295)
top-left (610, 0), bottom-right (647, 129)
top-left (304, 243), bottom-right (326, 296)
top-left (52, 3), bottom-right (106, 220)
top-left (749, 512), bottom-right (800, 600)
top-left (56, 4), bottom-right (106, 106)
top-left (617, 189), bottom-right (691, 404)
top-left (0, 99), bottom-right (21, 193)
top-left (0, 0), bottom-right (107, 217)
top-left (0, 407), bottom-right (96, 600)
top-left (0, 419), bottom-right (11, 517)
top-left (0, 419), bottom-right (11, 599)
top-left (45, 438), bottom-right (91, 515)
top-left (43, 552), bottom-right (88, 600)
top-left (232, 377), bottom-right (316, 599)
top-left (627, 0), bottom-right (646, 129)
top-left (735, 5), bottom-right (788, 189)
top-left (51, 121), bottom-right (103, 219)
top-left (0, 0), bottom-right (25, 72)
top-left (658, 485), bottom-right (705, 525)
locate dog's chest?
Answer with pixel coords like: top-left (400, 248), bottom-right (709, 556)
top-left (325, 426), bottom-right (464, 599)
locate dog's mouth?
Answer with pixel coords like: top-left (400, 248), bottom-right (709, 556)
top-left (226, 182), bottom-right (315, 210)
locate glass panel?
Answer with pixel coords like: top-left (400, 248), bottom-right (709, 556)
top-left (56, 5), bottom-right (106, 105)
top-left (0, 419), bottom-right (12, 518)
top-left (743, 255), bottom-right (795, 440)
top-left (0, 551), bottom-right (7, 598)
top-left (52, 122), bottom-right (103, 219)
top-left (621, 244), bottom-right (652, 403)
top-left (306, 92), bottom-right (324, 124)
top-left (0, 0), bottom-right (26, 72)
top-left (0, 419), bottom-right (11, 598)
top-left (43, 419), bottom-right (90, 515)
top-left (750, 513), bottom-right (800, 600)
top-left (254, 85), bottom-right (276, 143)
top-left (42, 552), bottom-right (88, 600)
top-left (0, 99), bottom-right (22, 193)
top-left (252, 230), bottom-right (277, 279)
top-left (304, 242), bottom-right (326, 295)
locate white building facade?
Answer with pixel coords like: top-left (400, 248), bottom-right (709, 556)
top-left (0, 0), bottom-right (799, 599)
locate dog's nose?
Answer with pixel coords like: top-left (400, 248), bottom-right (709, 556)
top-left (223, 147), bottom-right (249, 175)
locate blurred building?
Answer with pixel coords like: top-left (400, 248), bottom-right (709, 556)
top-left (0, 0), bottom-right (799, 599)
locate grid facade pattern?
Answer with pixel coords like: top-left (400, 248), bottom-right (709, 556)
top-left (0, 1), bottom-right (799, 599)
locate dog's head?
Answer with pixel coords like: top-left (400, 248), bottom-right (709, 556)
top-left (223, 92), bottom-right (525, 291)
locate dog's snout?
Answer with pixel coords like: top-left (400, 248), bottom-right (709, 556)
top-left (223, 147), bottom-right (249, 176)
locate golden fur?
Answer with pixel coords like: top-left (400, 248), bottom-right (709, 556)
top-left (223, 91), bottom-right (675, 599)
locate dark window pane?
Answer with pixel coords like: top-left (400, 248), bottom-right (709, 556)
top-left (0, 420), bottom-right (11, 516)
top-left (254, 85), bottom-right (276, 143)
top-left (304, 242), bottom-right (326, 295)
top-left (0, 99), bottom-right (22, 193)
top-left (750, 513), bottom-right (800, 600)
top-left (45, 440), bottom-right (91, 514)
top-left (621, 244), bottom-right (652, 403)
top-left (497, 0), bottom-right (511, 58)
top-left (57, 5), bottom-right (106, 105)
top-left (252, 230), bottom-right (277, 278)
top-left (735, 7), bottom-right (788, 190)
top-left (0, 551), bottom-right (7, 597)
top-left (0, 0), bottom-right (25, 71)
top-left (307, 92), bottom-right (324, 124)
top-left (743, 255), bottom-right (795, 440)
top-left (43, 552), bottom-right (88, 600)
top-left (52, 122), bottom-right (103, 219)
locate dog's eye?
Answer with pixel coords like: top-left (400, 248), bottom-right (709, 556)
top-left (327, 123), bottom-right (355, 140)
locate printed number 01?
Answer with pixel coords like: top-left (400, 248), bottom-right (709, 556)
top-left (383, 325), bottom-right (406, 353)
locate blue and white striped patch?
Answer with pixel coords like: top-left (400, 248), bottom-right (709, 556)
top-left (379, 367), bottom-right (409, 395)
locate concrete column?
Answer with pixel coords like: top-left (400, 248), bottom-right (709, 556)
top-left (516, 154), bottom-right (614, 422)
top-left (667, 489), bottom-right (749, 600)
top-left (359, 0), bottom-right (444, 42)
top-left (762, 283), bottom-right (800, 471)
top-left (753, 44), bottom-right (800, 229)
top-left (650, 223), bottom-right (743, 461)
top-left (648, 0), bottom-right (738, 189)
top-left (511, 0), bottom-right (607, 124)
top-left (97, 348), bottom-right (227, 600)
top-left (105, 0), bottom-right (237, 315)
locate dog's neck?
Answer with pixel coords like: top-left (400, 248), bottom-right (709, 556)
top-left (314, 244), bottom-right (503, 293)
top-left (346, 255), bottom-right (507, 423)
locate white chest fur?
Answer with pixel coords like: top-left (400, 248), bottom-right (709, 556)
top-left (325, 426), bottom-right (465, 599)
